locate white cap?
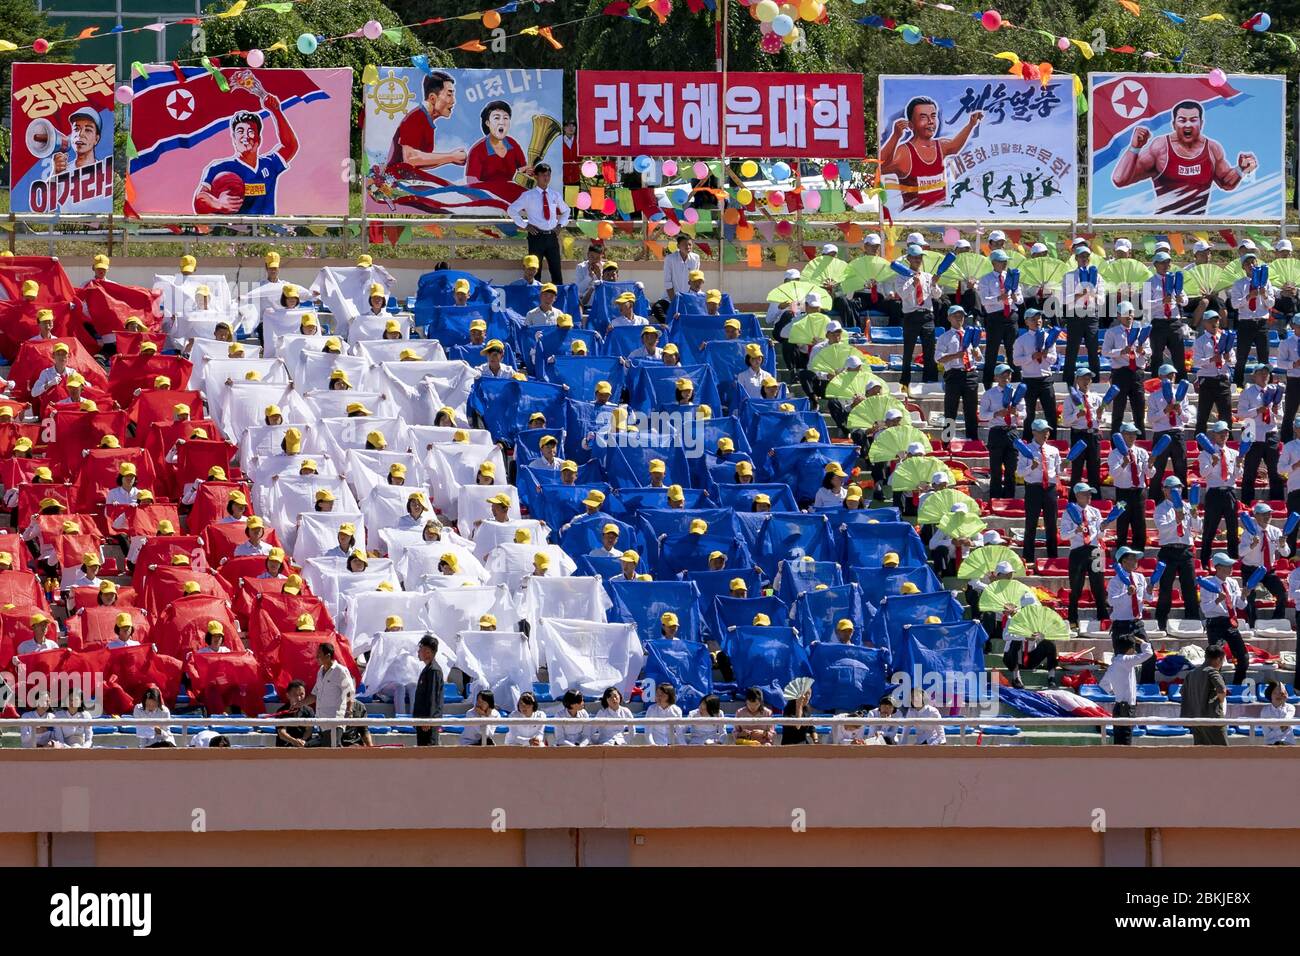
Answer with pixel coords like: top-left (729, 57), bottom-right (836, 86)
top-left (1193, 240), bottom-right (1211, 253)
top-left (845, 354), bottom-right (863, 369)
top-left (1116, 301), bottom-right (1135, 315)
top-left (988, 230), bottom-right (1006, 242)
top-left (982, 530), bottom-right (1004, 545)
top-left (884, 408), bottom-right (903, 422)
top-left (954, 239), bottom-right (972, 251)
top-left (906, 441), bottom-right (926, 455)
top-left (906, 232), bottom-right (925, 246)
top-left (1154, 240), bottom-right (1171, 252)
top-left (933, 471), bottom-right (951, 485)
top-left (1071, 235), bottom-right (1088, 247)
top-left (784, 268), bottom-right (801, 281)
top-left (1278, 239), bottom-right (1294, 252)
top-left (994, 561), bottom-right (1014, 575)
top-left (1114, 238), bottom-right (1132, 252)
top-left (820, 243), bottom-right (838, 256)
top-left (804, 292), bottom-right (821, 307)
top-left (1030, 242), bottom-right (1048, 255)
top-left (863, 233), bottom-right (882, 246)
top-left (825, 320), bottom-right (842, 333)
top-left (1239, 238), bottom-right (1257, 250)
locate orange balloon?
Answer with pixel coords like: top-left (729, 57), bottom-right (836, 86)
top-left (722, 208), bottom-right (741, 226)
top-left (736, 224), bottom-right (755, 241)
top-left (597, 221), bottom-right (614, 240)
top-left (483, 10), bottom-right (501, 28)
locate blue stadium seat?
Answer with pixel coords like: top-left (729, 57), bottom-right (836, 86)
top-left (1136, 683), bottom-right (1166, 703)
top-left (1080, 684), bottom-right (1115, 704)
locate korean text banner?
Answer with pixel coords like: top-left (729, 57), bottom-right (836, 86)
top-left (1089, 73), bottom-right (1285, 221)
top-left (128, 65), bottom-right (352, 217)
top-left (10, 63), bottom-right (117, 215)
top-left (364, 68), bottom-right (563, 217)
top-left (877, 75), bottom-right (1077, 222)
top-left (576, 71), bottom-right (864, 158)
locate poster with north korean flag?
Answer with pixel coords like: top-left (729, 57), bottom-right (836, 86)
top-left (127, 64), bottom-right (352, 217)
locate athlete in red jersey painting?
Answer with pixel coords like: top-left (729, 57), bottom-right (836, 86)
top-left (1111, 99), bottom-right (1258, 216)
top-left (880, 96), bottom-right (984, 210)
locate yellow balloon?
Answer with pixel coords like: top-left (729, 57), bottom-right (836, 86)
top-left (783, 26), bottom-right (799, 44)
top-left (799, 0), bottom-right (823, 19)
top-left (779, 3), bottom-right (798, 19)
top-left (740, 160), bottom-right (758, 178)
top-left (755, 0), bottom-right (779, 21)
top-left (736, 188), bottom-right (753, 205)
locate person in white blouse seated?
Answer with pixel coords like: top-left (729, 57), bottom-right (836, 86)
top-left (736, 343), bottom-right (768, 399)
top-left (591, 686), bottom-right (634, 745)
top-left (20, 691), bottom-right (61, 748)
top-left (16, 612), bottom-right (59, 658)
top-left (898, 688), bottom-right (945, 745)
top-left (553, 688), bottom-right (591, 746)
top-left (588, 523), bottom-right (624, 559)
top-left (30, 342), bottom-right (72, 398)
top-left (608, 292), bottom-right (648, 329)
top-left (1261, 681), bottom-right (1296, 745)
top-left (104, 461), bottom-right (142, 507)
top-left (55, 688), bottom-right (93, 749)
top-left (396, 492), bottom-right (432, 531)
top-left (626, 326), bottom-right (663, 362)
top-left (198, 621), bottom-right (233, 654)
top-left (458, 689), bottom-right (501, 746)
top-left (684, 693), bottom-right (727, 745)
top-left (524, 283), bottom-right (563, 327)
top-left (813, 462), bottom-right (848, 508)
top-left (504, 690), bottom-right (547, 746)
top-left (65, 551), bottom-right (106, 591)
top-left (831, 710), bottom-right (869, 745)
top-left (476, 340), bottom-right (515, 379)
top-left (233, 516), bottom-right (274, 557)
top-left (865, 694), bottom-right (901, 744)
top-left (133, 687), bottom-right (176, 748)
top-left (107, 613), bottom-right (141, 648)
top-left (644, 682), bottom-right (685, 746)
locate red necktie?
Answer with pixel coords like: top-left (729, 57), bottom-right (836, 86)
top-left (1126, 327), bottom-right (1137, 370)
top-left (1221, 451), bottom-right (1228, 482)
top-left (1040, 447), bottom-right (1049, 488)
top-left (1128, 454), bottom-right (1139, 488)
top-left (1226, 590), bottom-right (1238, 628)
top-left (1164, 295), bottom-right (1171, 319)
top-left (1175, 508), bottom-right (1184, 539)
top-left (1263, 532), bottom-right (1271, 569)
top-left (953, 545), bottom-right (964, 574)
top-left (1168, 400), bottom-right (1178, 427)
top-left (999, 274), bottom-right (1010, 318)
top-left (961, 331), bottom-right (971, 370)
top-left (541, 190), bottom-right (551, 223)
top-left (1083, 396), bottom-right (1093, 430)
top-left (1214, 332), bottom-right (1223, 368)
top-left (1083, 511), bottom-right (1093, 545)
top-left (869, 280), bottom-right (878, 304)
top-left (914, 276), bottom-right (923, 306)
top-left (1130, 585), bottom-right (1140, 619)
top-left (1262, 393), bottom-right (1272, 424)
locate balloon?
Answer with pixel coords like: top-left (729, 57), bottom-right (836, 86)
top-left (654, 0), bottom-right (670, 14)
top-left (901, 25), bottom-right (922, 43)
top-left (483, 10), bottom-right (502, 28)
top-left (602, 197), bottom-right (617, 215)
top-left (683, 208), bottom-right (699, 224)
top-left (755, 0), bottom-right (779, 21)
top-left (771, 161), bottom-right (791, 181)
top-left (783, 27), bottom-right (799, 45)
top-left (581, 160), bottom-right (598, 177)
top-left (693, 161), bottom-right (709, 178)
top-left (671, 188), bottom-right (690, 206)
top-left (115, 85), bottom-right (134, 104)
top-left (759, 19), bottom-right (774, 33)
top-left (779, 3), bottom-right (798, 17)
top-left (822, 162), bottom-right (839, 179)
top-left (768, 190), bottom-right (785, 208)
top-left (246, 48), bottom-right (265, 68)
top-left (772, 13), bottom-right (794, 35)
top-left (761, 31), bottom-right (784, 53)
top-left (662, 160), bottom-right (678, 177)
top-left (802, 189), bottom-right (821, 212)
top-left (32, 38), bottom-right (49, 55)
top-left (597, 222), bottom-right (614, 240)
top-left (296, 33), bottom-right (318, 54)
top-left (981, 9), bottom-right (1002, 30)
top-left (722, 208), bottom-right (741, 226)
top-left (1207, 68), bottom-right (1227, 88)
top-left (1056, 36), bottom-right (1070, 51)
top-left (363, 19), bottom-right (383, 40)
top-left (943, 227), bottom-right (960, 245)
top-left (633, 154), bottom-right (653, 173)
top-left (1254, 12), bottom-right (1271, 31)
top-left (575, 192), bottom-right (592, 210)
top-left (798, 0), bottom-right (823, 19)
top-left (740, 160), bottom-right (759, 178)
top-left (663, 220), bottom-right (681, 237)
top-left (736, 188), bottom-right (754, 205)
top-left (776, 220), bottom-right (794, 237)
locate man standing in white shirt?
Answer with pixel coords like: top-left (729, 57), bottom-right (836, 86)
top-left (1191, 310), bottom-right (1234, 436)
top-left (977, 249), bottom-right (1022, 389)
top-left (1280, 315), bottom-right (1300, 443)
top-left (1238, 362), bottom-right (1285, 504)
top-left (1147, 363), bottom-right (1191, 499)
top-left (1060, 482), bottom-right (1108, 627)
top-left (891, 243), bottom-right (942, 391)
top-left (1279, 415), bottom-right (1300, 552)
top-left (1110, 422), bottom-right (1151, 552)
top-left (1061, 244), bottom-right (1106, 386)
top-left (309, 642), bottom-right (355, 747)
top-left (1105, 546), bottom-right (1154, 687)
top-left (1012, 309), bottom-right (1059, 440)
top-left (1229, 251), bottom-right (1276, 387)
top-left (1199, 420), bottom-right (1241, 567)
top-left (1063, 366), bottom-right (1103, 495)
top-left (935, 305), bottom-right (982, 440)
top-left (506, 162), bottom-right (569, 284)
top-left (1142, 250), bottom-right (1189, 381)
top-left (980, 363), bottom-right (1025, 498)
top-left (1017, 418), bottom-right (1062, 565)
top-left (1102, 301), bottom-right (1149, 438)
top-left (1203, 551), bottom-right (1251, 685)
top-left (1240, 501), bottom-right (1289, 627)
top-left (1100, 632), bottom-right (1153, 746)
top-left (662, 235), bottom-right (700, 301)
top-left (1152, 476), bottom-right (1201, 632)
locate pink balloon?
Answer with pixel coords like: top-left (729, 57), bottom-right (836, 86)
top-left (981, 9), bottom-right (1002, 30)
top-left (768, 190), bottom-right (785, 207)
top-left (115, 85), bottom-right (134, 104)
top-left (693, 161), bottom-right (709, 178)
top-left (802, 189), bottom-right (821, 212)
top-left (363, 19), bottom-right (383, 40)
top-left (663, 220), bottom-right (681, 236)
top-left (581, 160), bottom-right (598, 177)
top-left (1207, 68), bottom-right (1227, 88)
top-left (943, 227), bottom-right (960, 244)
top-left (602, 198), bottom-right (617, 215)
top-left (761, 31), bottom-right (784, 53)
top-left (683, 207), bottom-right (699, 223)
top-left (822, 162), bottom-right (838, 179)
top-left (575, 192), bottom-right (592, 210)
top-left (1056, 36), bottom-right (1069, 51)
top-left (662, 160), bottom-right (678, 177)
top-left (246, 48), bottom-right (265, 68)
top-left (776, 220), bottom-right (794, 237)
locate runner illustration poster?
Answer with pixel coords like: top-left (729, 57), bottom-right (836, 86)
top-left (1089, 72), bottom-right (1284, 220)
top-left (364, 68), bottom-right (563, 216)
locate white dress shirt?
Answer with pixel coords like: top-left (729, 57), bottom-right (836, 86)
top-left (1279, 334), bottom-right (1300, 379)
top-left (1192, 330), bottom-right (1235, 378)
top-left (31, 366), bottom-right (68, 398)
top-left (1060, 503), bottom-right (1102, 550)
top-left (1229, 275), bottom-right (1276, 321)
top-left (504, 709), bottom-right (547, 746)
top-left (506, 187), bottom-right (570, 231)
top-left (552, 710), bottom-right (590, 746)
top-left (1261, 702), bottom-right (1296, 745)
top-left (1106, 571), bottom-right (1148, 622)
top-left (1200, 574), bottom-right (1246, 619)
top-left (1109, 446), bottom-right (1151, 490)
top-left (1063, 388), bottom-right (1103, 432)
top-left (979, 385), bottom-right (1025, 430)
top-left (573, 260), bottom-right (601, 300)
top-left (1012, 329), bottom-right (1058, 379)
top-left (643, 702), bottom-right (685, 745)
top-left (133, 703), bottom-right (175, 747)
top-left (1199, 444), bottom-right (1240, 489)
top-left (1279, 439), bottom-right (1300, 493)
top-left (105, 486), bottom-right (140, 507)
top-left (525, 306), bottom-right (563, 328)
top-left (1148, 387), bottom-right (1193, 432)
top-left (1241, 523), bottom-right (1289, 569)
top-left (458, 707), bottom-right (501, 746)
top-left (935, 327), bottom-right (979, 372)
top-left (591, 705), bottom-right (633, 745)
top-left (662, 251), bottom-right (701, 298)
top-left (56, 710), bottom-right (93, 748)
top-left (1238, 383), bottom-right (1282, 439)
top-left (685, 709), bottom-right (727, 745)
top-left (16, 637), bottom-right (59, 656)
top-left (312, 660), bottom-right (355, 719)
top-left (813, 486), bottom-right (846, 508)
top-left (1153, 500), bottom-right (1199, 546)
top-left (898, 705), bottom-right (945, 745)
top-left (976, 269), bottom-right (1022, 315)
top-left (1060, 269), bottom-right (1107, 316)
top-left (891, 272), bottom-right (943, 315)
top-left (737, 368), bottom-right (766, 399)
top-left (865, 707), bottom-right (900, 743)
top-left (1102, 323), bottom-right (1151, 370)
top-left (1142, 274), bottom-right (1188, 321)
top-left (233, 539), bottom-right (273, 557)
top-left (1100, 640), bottom-right (1154, 705)
top-left (1015, 441), bottom-right (1063, 485)
top-left (607, 313), bottom-right (649, 329)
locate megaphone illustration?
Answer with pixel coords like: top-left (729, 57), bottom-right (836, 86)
top-left (26, 117), bottom-right (70, 160)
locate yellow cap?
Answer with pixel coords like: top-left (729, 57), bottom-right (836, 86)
top-left (245, 515), bottom-right (265, 530)
top-left (557, 314), bottom-right (574, 329)
top-left (730, 577), bottom-right (748, 592)
top-left (36, 308), bottom-right (54, 324)
top-left (181, 580), bottom-right (200, 595)
top-left (488, 493), bottom-right (511, 507)
top-left (384, 319), bottom-right (401, 334)
top-left (115, 611), bottom-right (134, 629)
top-left (33, 465), bottom-right (51, 481)
top-left (21, 280), bottom-right (39, 298)
top-left (389, 463), bottom-right (407, 478)
top-left (513, 528), bottom-right (532, 544)
top-left (265, 251), bottom-right (281, 268)
top-left (152, 375), bottom-right (171, 389)
top-left (329, 369), bottom-right (350, 386)
top-left (602, 523), bottom-right (620, 535)
top-left (708, 550), bottom-right (725, 561)
top-left (124, 316), bottom-right (147, 331)
top-left (846, 485), bottom-right (863, 501)
top-left (385, 615), bottom-right (404, 630)
top-left (157, 519), bottom-right (175, 534)
top-left (118, 462), bottom-right (137, 477)
top-left (207, 466), bottom-right (226, 480)
top-left (349, 548), bottom-right (368, 563)
top-left (315, 489), bottom-right (335, 503)
top-left (281, 283), bottom-right (300, 299)
top-left (614, 291), bottom-right (636, 305)
top-left (883, 552), bottom-right (900, 567)
top-left (836, 619), bottom-right (854, 632)
top-left (296, 613), bottom-right (315, 631)
top-left (324, 337), bottom-right (342, 353)
top-left (358, 255), bottom-right (374, 268)
top-left (195, 285), bottom-right (211, 298)
top-left (478, 613), bottom-right (497, 629)
top-left (534, 553), bottom-right (550, 569)
top-left (99, 580), bottom-right (118, 594)
top-left (469, 318), bottom-right (488, 332)
top-left (706, 289), bottom-right (723, 303)
top-left (661, 612), bottom-right (679, 626)
top-left (540, 282), bottom-right (557, 294)
top-left (735, 461), bottom-right (754, 476)
top-left (228, 490), bottom-right (247, 505)
top-left (480, 339), bottom-right (505, 355)
top-left (0, 553), bottom-right (12, 569)
top-left (561, 459), bottom-right (578, 473)
top-left (688, 270), bottom-right (705, 282)
top-left (65, 373), bottom-right (84, 389)
top-left (38, 497), bottom-right (63, 511)
top-left (366, 431), bottom-right (387, 449)
top-left (570, 340), bottom-right (588, 355)
top-left (753, 493), bottom-right (771, 506)
top-left (648, 458), bottom-right (666, 474)
top-left (52, 342), bottom-right (70, 355)
top-left (30, 612), bottom-right (49, 626)
top-left (667, 484), bottom-right (685, 502)
top-left (14, 438), bottom-right (33, 454)
top-left (61, 520), bottom-right (82, 534)
top-left (366, 282), bottom-right (384, 299)
top-left (179, 255), bottom-right (197, 274)
top-left (137, 489), bottom-right (155, 503)
top-left (523, 255), bottom-right (540, 269)
top-left (824, 462), bottom-right (846, 478)
top-left (399, 348), bottom-right (420, 361)
top-left (283, 574), bottom-right (303, 595)
top-left (717, 437), bottom-right (734, 453)
top-left (478, 461), bottom-right (496, 478)
top-left (675, 377), bottom-right (694, 392)
top-left (453, 430), bottom-right (469, 443)
top-left (171, 554), bottom-right (190, 566)
top-left (93, 254), bottom-right (110, 270)
top-left (803, 428), bottom-right (821, 441)
top-left (752, 613), bottom-right (772, 626)
top-left (453, 278), bottom-right (471, 294)
top-left (141, 341), bottom-right (160, 355)
top-left (337, 522), bottom-right (355, 535)
top-left (689, 518), bottom-right (708, 535)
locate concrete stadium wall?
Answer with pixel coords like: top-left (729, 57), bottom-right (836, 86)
top-left (1, 748), bottom-right (1296, 866)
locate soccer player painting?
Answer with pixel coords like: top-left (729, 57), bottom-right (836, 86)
top-left (879, 96), bottom-right (984, 211)
top-left (193, 95), bottom-right (299, 215)
top-left (464, 100), bottom-right (529, 186)
top-left (383, 71), bottom-right (467, 176)
top-left (1110, 99), bottom-right (1258, 216)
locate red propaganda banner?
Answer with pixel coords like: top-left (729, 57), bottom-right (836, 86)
top-left (575, 70), bottom-right (864, 158)
top-left (10, 63), bottom-right (116, 214)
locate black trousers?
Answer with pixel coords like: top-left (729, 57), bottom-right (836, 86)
top-left (987, 426), bottom-right (1017, 499)
top-left (1112, 699), bottom-right (1136, 746)
top-left (943, 368), bottom-right (980, 440)
top-left (900, 311), bottom-right (936, 387)
top-left (526, 229), bottom-right (563, 284)
top-left (1113, 486), bottom-right (1148, 552)
top-left (1002, 638), bottom-right (1058, 674)
top-left (1242, 433), bottom-right (1283, 503)
top-left (1147, 320), bottom-right (1187, 381)
top-left (1194, 377), bottom-right (1233, 435)
top-left (415, 727), bottom-right (440, 747)
top-left (1147, 428), bottom-right (1187, 502)
top-left (1021, 377), bottom-right (1058, 441)
top-left (981, 311), bottom-right (1020, 388)
top-left (1063, 316), bottom-right (1100, 386)
top-left (1023, 483), bottom-right (1059, 565)
top-left (1069, 430), bottom-right (1101, 494)
top-left (1284, 378), bottom-right (1300, 443)
top-left (1289, 489), bottom-right (1300, 553)
top-left (1067, 544), bottom-right (1107, 624)
top-left (1109, 366), bottom-right (1146, 438)
top-left (1207, 616), bottom-right (1250, 685)
top-left (1155, 544), bottom-right (1200, 630)
top-left (1241, 565), bottom-right (1287, 626)
top-left (1234, 318), bottom-right (1270, 387)
top-left (1200, 486), bottom-right (1240, 565)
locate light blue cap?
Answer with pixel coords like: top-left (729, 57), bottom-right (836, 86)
top-left (1163, 475), bottom-right (1182, 488)
top-left (1073, 482), bottom-right (1093, 494)
top-left (1024, 308), bottom-right (1042, 318)
top-left (1121, 422), bottom-right (1139, 433)
top-left (1241, 253), bottom-right (1258, 264)
top-left (1074, 366), bottom-right (1094, 378)
top-left (1158, 364), bottom-right (1176, 376)
top-left (990, 250), bottom-right (1009, 263)
top-left (1031, 418), bottom-right (1049, 431)
top-left (1153, 251), bottom-right (1171, 263)
top-left (1209, 420), bottom-right (1230, 433)
top-left (1212, 552), bottom-right (1234, 568)
top-left (906, 244), bottom-right (924, 257)
top-left (994, 363), bottom-right (1012, 375)
top-left (1202, 310), bottom-right (1220, 320)
top-left (947, 305), bottom-right (966, 316)
top-left (1254, 502), bottom-right (1272, 515)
